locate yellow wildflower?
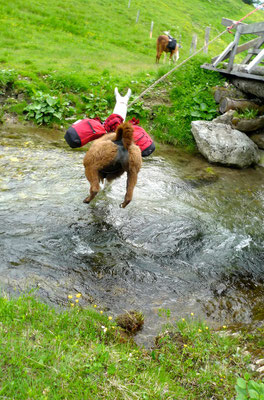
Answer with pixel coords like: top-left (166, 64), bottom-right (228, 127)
top-left (108, 316), bottom-right (113, 321)
top-left (100, 311), bottom-right (103, 314)
top-left (76, 293), bottom-right (81, 298)
top-left (182, 318), bottom-right (185, 321)
top-left (68, 295), bottom-right (73, 299)
top-left (223, 325), bottom-right (227, 329)
top-left (190, 313), bottom-right (194, 316)
top-left (94, 304), bottom-right (97, 308)
top-left (198, 329), bottom-right (202, 333)
top-left (183, 344), bottom-right (188, 347)
top-left (75, 299), bottom-right (79, 303)
top-left (70, 303), bottom-right (74, 307)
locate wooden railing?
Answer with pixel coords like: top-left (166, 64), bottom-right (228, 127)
top-left (201, 19), bottom-right (264, 81)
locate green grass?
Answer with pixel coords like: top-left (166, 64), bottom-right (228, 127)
top-left (0, 0), bottom-right (263, 146)
top-left (0, 0), bottom-right (261, 77)
top-left (0, 294), bottom-right (263, 399)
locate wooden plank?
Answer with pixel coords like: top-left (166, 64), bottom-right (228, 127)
top-left (243, 36), bottom-right (264, 64)
top-left (227, 29), bottom-right (241, 72)
top-left (238, 21), bottom-right (264, 35)
top-left (212, 41), bottom-right (235, 67)
top-left (201, 63), bottom-right (264, 81)
top-left (221, 17), bottom-right (247, 28)
top-left (222, 62), bottom-right (264, 76)
top-left (212, 37), bottom-right (260, 64)
top-left (245, 48), bottom-right (264, 73)
top-left (248, 49), bottom-right (264, 55)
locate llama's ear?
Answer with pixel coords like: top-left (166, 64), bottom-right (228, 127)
top-left (126, 88), bottom-right (132, 99)
top-left (114, 87), bottom-right (119, 97)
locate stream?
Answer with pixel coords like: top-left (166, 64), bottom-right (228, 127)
top-left (0, 122), bottom-right (264, 346)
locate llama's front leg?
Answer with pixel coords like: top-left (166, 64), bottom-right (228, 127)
top-left (83, 167), bottom-right (100, 204)
top-left (120, 171), bottom-right (138, 208)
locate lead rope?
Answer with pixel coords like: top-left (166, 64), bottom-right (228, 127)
top-left (128, 3), bottom-right (264, 109)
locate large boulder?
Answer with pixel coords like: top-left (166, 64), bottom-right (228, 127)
top-left (191, 121), bottom-right (260, 168)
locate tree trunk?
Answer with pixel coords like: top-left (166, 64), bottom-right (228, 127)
top-left (219, 97), bottom-right (264, 114)
top-left (231, 77), bottom-right (264, 99)
top-left (231, 115), bottom-right (264, 132)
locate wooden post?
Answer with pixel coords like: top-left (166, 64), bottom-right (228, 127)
top-left (190, 34), bottom-right (197, 54)
top-left (227, 25), bottom-right (241, 72)
top-left (204, 27), bottom-right (210, 53)
top-left (150, 21), bottom-right (154, 38)
top-left (128, 0), bottom-right (131, 8)
top-left (136, 10), bottom-right (140, 23)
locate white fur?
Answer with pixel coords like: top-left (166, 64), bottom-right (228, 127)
top-left (113, 87), bottom-right (132, 120)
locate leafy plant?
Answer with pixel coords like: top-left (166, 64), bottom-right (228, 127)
top-left (0, 69), bottom-right (17, 94)
top-left (0, 69), bottom-right (17, 87)
top-left (81, 93), bottom-right (109, 119)
top-left (234, 108), bottom-right (259, 120)
top-left (235, 375), bottom-right (264, 400)
top-left (127, 97), bottom-right (148, 119)
top-left (24, 91), bottom-right (74, 124)
top-left (189, 95), bottom-right (218, 120)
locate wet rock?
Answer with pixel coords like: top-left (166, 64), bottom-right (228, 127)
top-left (211, 283), bottom-right (228, 296)
top-left (191, 121), bottom-right (260, 168)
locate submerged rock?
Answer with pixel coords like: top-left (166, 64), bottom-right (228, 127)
top-left (191, 121), bottom-right (260, 168)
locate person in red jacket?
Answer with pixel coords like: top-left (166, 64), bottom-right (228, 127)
top-left (64, 88), bottom-right (155, 157)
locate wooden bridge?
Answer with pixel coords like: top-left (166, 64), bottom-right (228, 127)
top-left (201, 18), bottom-right (264, 82)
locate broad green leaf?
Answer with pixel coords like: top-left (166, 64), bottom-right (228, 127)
top-left (237, 378), bottom-right (247, 390)
top-left (248, 389), bottom-right (259, 399)
top-left (200, 103), bottom-right (208, 111)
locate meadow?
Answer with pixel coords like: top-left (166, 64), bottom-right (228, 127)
top-left (0, 0), bottom-right (263, 147)
top-left (0, 294), bottom-right (263, 399)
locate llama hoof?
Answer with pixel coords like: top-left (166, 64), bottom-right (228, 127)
top-left (83, 197), bottom-right (90, 204)
top-left (120, 201), bottom-right (130, 208)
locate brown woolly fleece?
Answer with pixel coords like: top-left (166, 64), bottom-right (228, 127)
top-left (83, 122), bottom-right (142, 208)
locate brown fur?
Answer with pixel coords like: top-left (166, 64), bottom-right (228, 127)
top-left (83, 122), bottom-right (142, 208)
top-left (156, 35), bottom-right (179, 64)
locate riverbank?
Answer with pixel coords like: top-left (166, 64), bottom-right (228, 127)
top-left (0, 56), bottom-right (226, 151)
top-left (0, 293), bottom-right (263, 400)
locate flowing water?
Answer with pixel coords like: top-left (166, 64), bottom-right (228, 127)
top-left (0, 122), bottom-right (264, 345)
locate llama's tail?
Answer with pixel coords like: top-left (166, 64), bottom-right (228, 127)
top-left (115, 122), bottom-right (134, 150)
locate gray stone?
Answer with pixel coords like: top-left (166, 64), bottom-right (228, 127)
top-left (213, 110), bottom-right (236, 125)
top-left (191, 121), bottom-right (260, 168)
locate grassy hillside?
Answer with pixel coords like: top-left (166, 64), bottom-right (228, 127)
top-left (0, 0), bottom-right (263, 147)
top-left (0, 0), bottom-right (262, 81)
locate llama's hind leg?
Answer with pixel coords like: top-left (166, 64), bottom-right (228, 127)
top-left (83, 167), bottom-right (101, 204)
top-left (120, 171), bottom-right (138, 208)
